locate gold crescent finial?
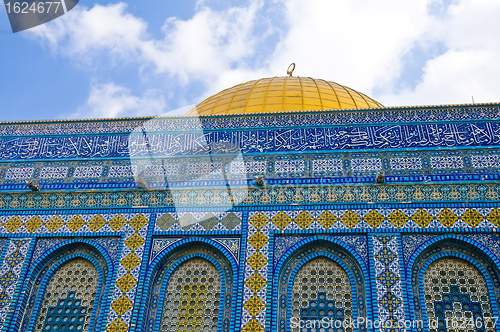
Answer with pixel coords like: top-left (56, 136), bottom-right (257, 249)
top-left (287, 63), bottom-right (295, 76)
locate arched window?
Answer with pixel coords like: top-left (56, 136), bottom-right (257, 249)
top-left (144, 244), bottom-right (235, 332)
top-left (409, 240), bottom-right (500, 332)
top-left (14, 243), bottom-right (110, 332)
top-left (160, 258), bottom-right (221, 332)
top-left (35, 258), bottom-right (99, 332)
top-left (423, 258), bottom-right (494, 332)
top-left (275, 242), bottom-right (367, 332)
top-left (291, 258), bottom-right (353, 329)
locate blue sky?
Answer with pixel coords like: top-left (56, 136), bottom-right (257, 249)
top-left (1, 0), bottom-right (500, 121)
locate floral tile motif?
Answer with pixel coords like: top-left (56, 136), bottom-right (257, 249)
top-left (0, 239), bottom-right (31, 329)
top-left (372, 235), bottom-right (405, 332)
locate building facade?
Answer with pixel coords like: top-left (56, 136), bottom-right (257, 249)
top-left (0, 76), bottom-right (499, 332)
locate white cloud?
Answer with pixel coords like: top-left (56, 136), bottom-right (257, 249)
top-left (33, 3), bottom-right (148, 65)
top-left (381, 0), bottom-right (500, 105)
top-left (268, 0), bottom-right (500, 106)
top-left (33, 1), bottom-right (265, 84)
top-left (31, 1), bottom-right (269, 116)
top-left (68, 82), bottom-right (165, 119)
top-left (32, 0), bottom-right (500, 114)
top-left (267, 0), bottom-right (434, 93)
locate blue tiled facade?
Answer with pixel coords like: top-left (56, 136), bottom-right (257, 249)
top-left (1, 103), bottom-right (500, 331)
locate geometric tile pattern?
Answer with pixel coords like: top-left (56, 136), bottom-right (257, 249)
top-left (150, 239), bottom-right (181, 263)
top-left (0, 239), bottom-right (31, 329)
top-left (4, 168), bottom-right (34, 180)
top-left (106, 213), bottom-right (150, 332)
top-left (423, 259), bottom-right (494, 332)
top-left (159, 259), bottom-right (221, 332)
top-left (212, 238), bottom-right (240, 260)
top-left (1, 212), bottom-right (150, 332)
top-left (372, 235), bottom-right (405, 332)
top-left (154, 212), bottom-right (242, 232)
top-left (0, 105), bottom-right (498, 137)
top-left (430, 156), bottom-right (463, 169)
top-left (4, 183), bottom-right (500, 209)
top-left (390, 157), bottom-right (422, 170)
top-left (242, 212), bottom-right (270, 332)
top-left (35, 260), bottom-right (98, 332)
top-left (0, 212), bottom-right (149, 332)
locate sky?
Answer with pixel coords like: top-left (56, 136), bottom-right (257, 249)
top-left (1, 0), bottom-right (500, 121)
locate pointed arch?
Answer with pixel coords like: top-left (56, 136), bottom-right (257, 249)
top-left (138, 238), bottom-right (238, 332)
top-left (271, 237), bottom-right (369, 332)
top-left (407, 236), bottom-right (500, 332)
top-left (8, 240), bottom-right (112, 332)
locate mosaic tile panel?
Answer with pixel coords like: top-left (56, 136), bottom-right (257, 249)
top-left (109, 166), bottom-right (138, 178)
top-left (430, 156), bottom-right (463, 169)
top-left (39, 167), bottom-right (68, 179)
top-left (151, 239), bottom-right (182, 263)
top-left (73, 166), bottom-right (103, 178)
top-left (212, 238), bottom-right (240, 261)
top-left (230, 162), bottom-right (266, 174)
top-left (0, 239), bottom-right (32, 328)
top-left (275, 161), bottom-right (305, 173)
top-left (311, 159), bottom-right (343, 172)
top-left (5, 148), bottom-right (500, 191)
top-left (401, 235), bottom-right (438, 269)
top-left (390, 157), bottom-right (422, 170)
top-left (372, 235), bottom-right (405, 332)
top-left (4, 122), bottom-right (500, 162)
top-left (351, 158), bottom-right (382, 171)
top-left (1, 105), bottom-right (499, 136)
top-left (106, 213), bottom-right (150, 332)
top-left (154, 212), bottom-right (242, 232)
top-left (5, 168), bottom-right (34, 180)
top-left (472, 155), bottom-right (500, 168)
top-left (3, 181), bottom-right (500, 210)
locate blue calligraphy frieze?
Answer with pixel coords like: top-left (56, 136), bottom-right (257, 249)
top-left (2, 122), bottom-right (500, 161)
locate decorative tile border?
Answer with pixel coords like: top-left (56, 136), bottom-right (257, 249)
top-left (1, 104), bottom-right (499, 136)
top-left (154, 211), bottom-right (242, 232)
top-left (2, 182), bottom-right (500, 210)
top-left (4, 148), bottom-right (500, 191)
top-left (0, 239), bottom-right (31, 329)
top-left (372, 235), bottom-right (405, 331)
top-left (3, 121), bottom-right (500, 162)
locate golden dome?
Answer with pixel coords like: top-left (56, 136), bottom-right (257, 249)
top-left (185, 76), bottom-right (383, 116)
